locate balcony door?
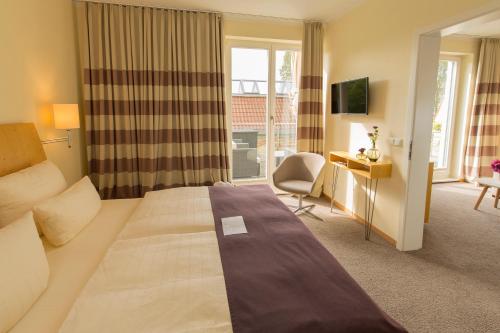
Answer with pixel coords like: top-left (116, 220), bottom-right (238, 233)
top-left (227, 40), bottom-right (301, 182)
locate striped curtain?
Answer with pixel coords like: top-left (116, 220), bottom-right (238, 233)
top-left (297, 22), bottom-right (324, 155)
top-left (75, 2), bottom-right (229, 199)
top-left (464, 38), bottom-right (500, 180)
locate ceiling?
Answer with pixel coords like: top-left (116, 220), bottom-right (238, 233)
top-left (446, 11), bottom-right (500, 38)
top-left (94, 0), bottom-right (366, 21)
top-left (453, 17), bottom-right (500, 38)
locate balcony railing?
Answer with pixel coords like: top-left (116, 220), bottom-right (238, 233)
top-left (232, 79), bottom-right (297, 96)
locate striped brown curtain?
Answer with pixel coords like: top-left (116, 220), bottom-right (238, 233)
top-left (75, 2), bottom-right (229, 199)
top-left (464, 38), bottom-right (500, 180)
top-left (297, 22), bottom-right (324, 155)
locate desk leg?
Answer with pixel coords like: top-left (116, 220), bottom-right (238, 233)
top-left (330, 165), bottom-right (340, 212)
top-left (364, 178), bottom-right (379, 240)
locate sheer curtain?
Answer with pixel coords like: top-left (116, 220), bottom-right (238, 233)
top-left (75, 2), bottom-right (229, 199)
top-left (464, 38), bottom-right (500, 180)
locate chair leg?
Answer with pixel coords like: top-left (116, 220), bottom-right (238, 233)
top-left (290, 195), bottom-right (324, 221)
top-left (495, 188), bottom-right (499, 209)
top-left (474, 186), bottom-right (489, 210)
top-left (303, 209), bottom-right (323, 221)
top-left (293, 204), bottom-right (314, 213)
top-left (292, 195), bottom-right (306, 212)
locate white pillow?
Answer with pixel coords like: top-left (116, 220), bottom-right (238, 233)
top-left (0, 160), bottom-right (67, 231)
top-left (33, 176), bottom-right (102, 246)
top-left (0, 212), bottom-right (49, 332)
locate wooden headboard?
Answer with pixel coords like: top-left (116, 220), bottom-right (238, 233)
top-left (0, 123), bottom-right (46, 177)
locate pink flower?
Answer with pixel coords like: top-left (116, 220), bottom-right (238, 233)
top-left (491, 159), bottom-right (500, 173)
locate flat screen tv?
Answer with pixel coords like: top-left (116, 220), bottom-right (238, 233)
top-left (331, 77), bottom-right (369, 115)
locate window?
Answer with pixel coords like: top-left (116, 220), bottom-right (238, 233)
top-left (430, 57), bottom-right (459, 171)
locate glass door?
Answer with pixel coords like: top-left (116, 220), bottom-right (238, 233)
top-left (228, 41), bottom-right (301, 182)
top-left (430, 56), bottom-right (459, 180)
top-left (230, 47), bottom-right (269, 180)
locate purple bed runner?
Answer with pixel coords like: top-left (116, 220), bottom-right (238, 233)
top-left (208, 184), bottom-right (407, 333)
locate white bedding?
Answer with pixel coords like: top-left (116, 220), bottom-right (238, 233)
top-left (10, 199), bottom-right (140, 333)
top-left (119, 186), bottom-right (216, 239)
top-left (58, 187), bottom-right (232, 333)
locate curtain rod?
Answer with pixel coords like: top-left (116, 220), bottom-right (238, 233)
top-left (74, 0), bottom-right (312, 23)
top-left (74, 0), bottom-right (222, 15)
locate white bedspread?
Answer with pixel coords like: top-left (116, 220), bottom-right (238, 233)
top-left (10, 198), bottom-right (140, 333)
top-left (119, 186), bottom-right (217, 239)
top-left (59, 187), bottom-right (232, 333)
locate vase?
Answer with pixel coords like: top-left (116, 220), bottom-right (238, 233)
top-left (367, 146), bottom-right (380, 162)
top-left (494, 172), bottom-right (500, 181)
top-left (356, 152), bottom-right (367, 160)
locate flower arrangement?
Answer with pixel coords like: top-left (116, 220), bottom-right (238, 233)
top-left (492, 160), bottom-right (500, 173)
top-left (366, 126), bottom-right (381, 162)
top-left (367, 126), bottom-right (379, 148)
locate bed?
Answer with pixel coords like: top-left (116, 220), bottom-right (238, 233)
top-left (1, 123), bottom-right (407, 333)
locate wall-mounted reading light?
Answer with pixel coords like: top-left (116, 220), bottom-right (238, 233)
top-left (41, 104), bottom-right (80, 148)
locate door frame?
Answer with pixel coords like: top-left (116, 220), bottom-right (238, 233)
top-left (398, 3), bottom-right (500, 251)
top-left (225, 37), bottom-right (301, 184)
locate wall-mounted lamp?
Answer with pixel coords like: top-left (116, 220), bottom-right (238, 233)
top-left (41, 104), bottom-right (80, 148)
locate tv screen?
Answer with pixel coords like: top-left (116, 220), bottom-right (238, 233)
top-left (331, 77), bottom-right (369, 114)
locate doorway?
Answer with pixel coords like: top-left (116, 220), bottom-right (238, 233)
top-left (400, 6), bottom-right (500, 251)
top-left (227, 40), bottom-right (301, 182)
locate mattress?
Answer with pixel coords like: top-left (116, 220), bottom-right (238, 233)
top-left (9, 198), bottom-right (140, 333)
top-left (59, 187), bottom-right (232, 333)
top-left (59, 231), bottom-right (232, 333)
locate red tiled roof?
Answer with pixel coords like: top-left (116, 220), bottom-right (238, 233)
top-left (231, 96), bottom-right (296, 131)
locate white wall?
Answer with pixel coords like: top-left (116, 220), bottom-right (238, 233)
top-left (323, 0), bottom-right (497, 245)
top-left (224, 15), bottom-right (302, 41)
top-left (0, 2), bottom-right (304, 187)
top-left (0, 0), bottom-right (83, 184)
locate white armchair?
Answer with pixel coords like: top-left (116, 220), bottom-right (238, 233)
top-left (273, 152), bottom-right (325, 220)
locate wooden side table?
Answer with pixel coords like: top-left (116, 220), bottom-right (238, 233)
top-left (474, 177), bottom-right (500, 210)
top-left (329, 151), bottom-right (392, 240)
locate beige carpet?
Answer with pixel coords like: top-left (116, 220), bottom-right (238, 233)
top-left (280, 182), bottom-right (500, 333)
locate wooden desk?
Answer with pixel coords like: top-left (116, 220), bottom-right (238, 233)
top-left (329, 151), bottom-right (392, 240)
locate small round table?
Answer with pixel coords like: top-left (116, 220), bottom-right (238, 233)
top-left (474, 177), bottom-right (500, 210)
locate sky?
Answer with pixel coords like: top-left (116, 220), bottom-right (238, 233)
top-left (231, 48), bottom-right (291, 81)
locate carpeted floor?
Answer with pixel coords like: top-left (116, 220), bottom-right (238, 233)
top-left (281, 182), bottom-right (500, 333)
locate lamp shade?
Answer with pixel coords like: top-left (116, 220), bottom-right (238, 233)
top-left (53, 104), bottom-right (80, 129)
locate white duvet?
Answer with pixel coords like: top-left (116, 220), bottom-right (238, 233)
top-left (59, 187), bottom-right (232, 333)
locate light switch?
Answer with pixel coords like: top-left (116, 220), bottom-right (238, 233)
top-left (389, 137), bottom-right (403, 146)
